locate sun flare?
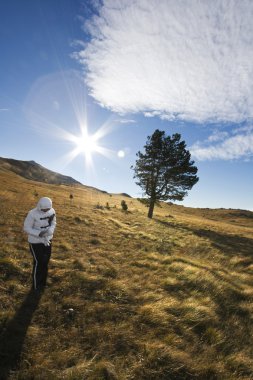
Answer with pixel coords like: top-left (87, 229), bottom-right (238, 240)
top-left (75, 131), bottom-right (99, 156)
top-left (23, 70), bottom-right (122, 174)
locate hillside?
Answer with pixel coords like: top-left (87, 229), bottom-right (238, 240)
top-left (0, 157), bottom-right (81, 186)
top-left (0, 167), bottom-right (253, 379)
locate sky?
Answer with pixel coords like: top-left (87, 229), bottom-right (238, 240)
top-left (0, 0), bottom-right (252, 210)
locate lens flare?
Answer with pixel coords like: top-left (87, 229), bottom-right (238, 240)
top-left (23, 70), bottom-right (120, 171)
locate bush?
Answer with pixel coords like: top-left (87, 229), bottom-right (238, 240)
top-left (121, 200), bottom-right (128, 211)
top-left (95, 203), bottom-right (104, 210)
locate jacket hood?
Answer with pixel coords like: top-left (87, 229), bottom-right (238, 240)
top-left (37, 197), bottom-right (52, 211)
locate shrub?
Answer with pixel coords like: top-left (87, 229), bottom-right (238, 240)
top-left (95, 203), bottom-right (104, 210)
top-left (121, 200), bottom-right (128, 211)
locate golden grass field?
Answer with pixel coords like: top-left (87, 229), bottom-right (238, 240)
top-left (0, 168), bottom-right (253, 379)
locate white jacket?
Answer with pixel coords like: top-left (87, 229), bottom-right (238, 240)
top-left (24, 197), bottom-right (56, 245)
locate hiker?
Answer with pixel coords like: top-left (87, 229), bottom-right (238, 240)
top-left (24, 197), bottom-right (56, 291)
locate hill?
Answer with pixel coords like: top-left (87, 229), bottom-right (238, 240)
top-left (0, 157), bottom-right (81, 186)
top-left (0, 166), bottom-right (253, 379)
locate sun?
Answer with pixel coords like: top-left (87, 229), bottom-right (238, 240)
top-left (75, 131), bottom-right (99, 156)
top-left (70, 127), bottom-right (102, 164)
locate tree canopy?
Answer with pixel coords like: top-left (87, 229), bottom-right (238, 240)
top-left (132, 130), bottom-right (199, 218)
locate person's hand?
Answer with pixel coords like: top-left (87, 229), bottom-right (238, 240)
top-left (43, 237), bottom-right (51, 246)
top-left (39, 229), bottom-right (48, 237)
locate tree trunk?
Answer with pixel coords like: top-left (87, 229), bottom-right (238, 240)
top-left (148, 198), bottom-right (155, 218)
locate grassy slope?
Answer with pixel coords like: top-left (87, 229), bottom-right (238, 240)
top-left (0, 170), bottom-right (253, 380)
top-left (0, 157), bottom-right (81, 185)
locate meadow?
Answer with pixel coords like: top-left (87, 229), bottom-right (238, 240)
top-left (0, 169), bottom-right (253, 379)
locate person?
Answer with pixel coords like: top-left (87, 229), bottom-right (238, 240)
top-left (24, 197), bottom-right (56, 291)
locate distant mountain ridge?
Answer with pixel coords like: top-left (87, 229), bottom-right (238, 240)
top-left (0, 157), bottom-right (81, 186)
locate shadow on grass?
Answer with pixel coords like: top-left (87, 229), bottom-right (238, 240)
top-left (0, 289), bottom-right (42, 379)
top-left (192, 228), bottom-right (253, 258)
top-left (156, 218), bottom-right (253, 261)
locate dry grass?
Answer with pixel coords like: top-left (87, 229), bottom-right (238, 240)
top-left (0, 169), bottom-right (253, 379)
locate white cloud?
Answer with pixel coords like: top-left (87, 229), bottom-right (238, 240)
top-left (114, 118), bottom-right (136, 124)
top-left (207, 130), bottom-right (229, 142)
top-left (0, 108), bottom-right (9, 112)
top-left (75, 0), bottom-right (253, 123)
top-left (191, 126), bottom-right (253, 160)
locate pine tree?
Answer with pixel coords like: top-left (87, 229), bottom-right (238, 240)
top-left (131, 130), bottom-right (199, 218)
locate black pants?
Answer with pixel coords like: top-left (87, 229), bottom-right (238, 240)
top-left (29, 243), bottom-right (51, 290)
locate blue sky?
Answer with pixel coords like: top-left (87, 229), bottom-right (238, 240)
top-left (0, 0), bottom-right (252, 210)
